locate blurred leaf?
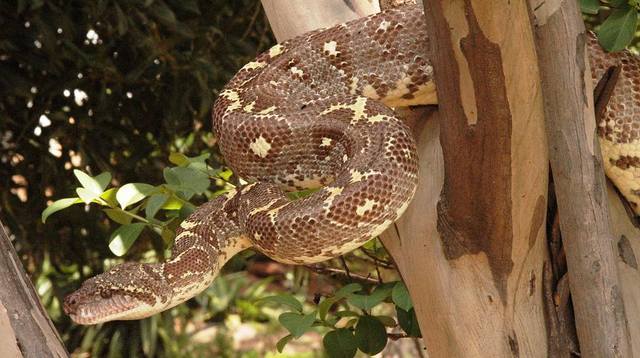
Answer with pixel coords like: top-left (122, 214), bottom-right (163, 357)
top-left (163, 166), bottom-right (210, 195)
top-left (258, 294), bottom-right (303, 313)
top-left (95, 172), bottom-right (112, 191)
top-left (597, 6), bottom-right (638, 51)
top-left (323, 328), bottom-right (357, 358)
top-left (375, 315), bottom-right (397, 327)
top-left (392, 282), bottom-right (413, 311)
top-left (397, 307), bottom-right (422, 338)
top-left (76, 187), bottom-right (100, 204)
top-left (334, 283), bottom-right (362, 300)
top-left (276, 334), bottom-right (293, 353)
top-left (145, 193), bottom-right (169, 219)
top-left (104, 208), bottom-right (133, 225)
top-left (279, 312), bottom-right (316, 338)
top-left (42, 198), bottom-right (82, 223)
top-left (109, 223), bottom-right (146, 256)
top-left (580, 0), bottom-right (600, 14)
top-left (73, 170), bottom-right (105, 195)
top-left (101, 188), bottom-right (119, 207)
top-left (319, 297), bottom-right (338, 321)
top-left (347, 290), bottom-right (388, 311)
top-left (161, 195), bottom-right (184, 210)
top-left (354, 316), bottom-right (387, 355)
top-left (117, 183), bottom-right (155, 209)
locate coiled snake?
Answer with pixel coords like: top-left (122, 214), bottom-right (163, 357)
top-left (63, 4), bottom-right (640, 324)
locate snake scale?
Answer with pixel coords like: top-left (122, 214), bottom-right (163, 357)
top-left (63, 4), bottom-right (640, 324)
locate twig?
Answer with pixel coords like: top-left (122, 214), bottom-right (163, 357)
top-left (339, 256), bottom-right (352, 281)
top-left (358, 248), bottom-right (396, 269)
top-left (303, 264), bottom-right (379, 285)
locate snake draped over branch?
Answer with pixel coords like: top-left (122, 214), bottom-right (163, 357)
top-left (63, 4), bottom-right (640, 324)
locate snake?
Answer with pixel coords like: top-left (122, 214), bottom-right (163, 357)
top-left (62, 4), bottom-right (640, 325)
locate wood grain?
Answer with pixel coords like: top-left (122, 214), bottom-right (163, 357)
top-left (529, 0), bottom-right (633, 356)
top-left (0, 222), bottom-right (68, 357)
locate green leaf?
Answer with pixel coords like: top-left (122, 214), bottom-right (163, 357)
top-left (163, 167), bottom-right (210, 195)
top-left (145, 193), bottom-right (168, 219)
top-left (42, 198), bottom-right (82, 223)
top-left (335, 310), bottom-right (360, 318)
top-left (258, 294), bottom-right (303, 313)
top-left (278, 312), bottom-right (316, 338)
top-left (116, 183), bottom-right (155, 209)
top-left (169, 152), bottom-right (190, 166)
top-left (104, 208), bottom-right (133, 225)
top-left (161, 195), bottom-right (184, 210)
top-left (73, 170), bottom-right (104, 195)
top-left (392, 282), bottom-right (413, 311)
top-left (276, 334), bottom-right (293, 353)
top-left (100, 188), bottom-right (119, 207)
top-left (94, 172), bottom-right (112, 191)
top-left (580, 0), bottom-right (600, 14)
top-left (354, 316), bottom-right (387, 355)
top-left (334, 283), bottom-right (363, 299)
top-left (109, 223), bottom-right (146, 256)
top-left (76, 187), bottom-right (99, 204)
top-left (347, 289), bottom-right (388, 311)
top-left (319, 297), bottom-right (338, 321)
top-left (323, 329), bottom-right (357, 358)
top-left (397, 307), bottom-right (422, 338)
top-left (375, 315), bottom-right (397, 327)
top-left (597, 6), bottom-right (639, 51)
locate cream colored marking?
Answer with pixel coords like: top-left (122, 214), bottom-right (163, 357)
top-left (320, 137), bottom-right (332, 147)
top-left (600, 138), bottom-right (640, 213)
top-left (343, 154), bottom-right (349, 162)
top-left (321, 96), bottom-right (368, 123)
top-left (396, 198), bottom-right (411, 218)
top-left (220, 89), bottom-right (242, 111)
top-left (254, 232), bottom-right (262, 241)
top-left (370, 219), bottom-right (394, 238)
top-left (249, 198), bottom-right (280, 215)
top-left (362, 84), bottom-right (380, 100)
top-left (175, 231), bottom-right (196, 241)
top-left (356, 199), bottom-right (376, 216)
top-left (377, 20), bottom-right (391, 31)
top-left (367, 114), bottom-right (391, 123)
top-left (382, 81), bottom-right (437, 107)
top-left (269, 44), bottom-right (285, 57)
top-left (270, 80), bottom-right (278, 86)
top-left (323, 186), bottom-right (344, 209)
top-left (249, 136), bottom-right (272, 158)
top-left (180, 221), bottom-right (199, 230)
top-left (349, 169), bottom-right (381, 183)
top-left (259, 106), bottom-right (277, 114)
top-left (349, 77), bottom-right (360, 94)
top-left (290, 66), bottom-right (304, 77)
top-left (243, 101), bottom-right (255, 112)
top-left (241, 61), bottom-right (266, 71)
top-left (323, 41), bottom-right (340, 56)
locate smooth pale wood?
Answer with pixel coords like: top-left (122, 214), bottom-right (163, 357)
top-left (529, 0), bottom-right (633, 356)
top-left (0, 223), bottom-right (68, 357)
top-left (260, 1), bottom-right (549, 356)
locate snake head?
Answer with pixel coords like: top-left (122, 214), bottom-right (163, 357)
top-left (63, 262), bottom-right (170, 325)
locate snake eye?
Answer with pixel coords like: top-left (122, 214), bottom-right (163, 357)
top-left (100, 290), bottom-right (112, 299)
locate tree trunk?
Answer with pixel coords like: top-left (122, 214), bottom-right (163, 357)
top-left (528, 0), bottom-right (633, 356)
top-left (0, 222), bottom-right (68, 357)
top-left (261, 1), bottom-right (550, 356)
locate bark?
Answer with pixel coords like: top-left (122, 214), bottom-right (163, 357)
top-left (409, 1), bottom-right (549, 356)
top-left (260, 1), bottom-right (550, 357)
top-left (0, 222), bottom-right (68, 357)
top-left (528, 0), bottom-right (633, 356)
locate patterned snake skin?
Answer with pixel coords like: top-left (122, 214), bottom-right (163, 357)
top-left (63, 4), bottom-right (640, 324)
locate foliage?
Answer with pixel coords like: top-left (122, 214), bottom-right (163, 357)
top-left (259, 281), bottom-right (421, 358)
top-left (581, 0), bottom-right (640, 51)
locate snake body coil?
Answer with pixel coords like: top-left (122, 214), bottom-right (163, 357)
top-left (63, 4), bottom-right (640, 324)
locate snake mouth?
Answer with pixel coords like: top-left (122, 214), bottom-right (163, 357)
top-left (64, 294), bottom-right (141, 325)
